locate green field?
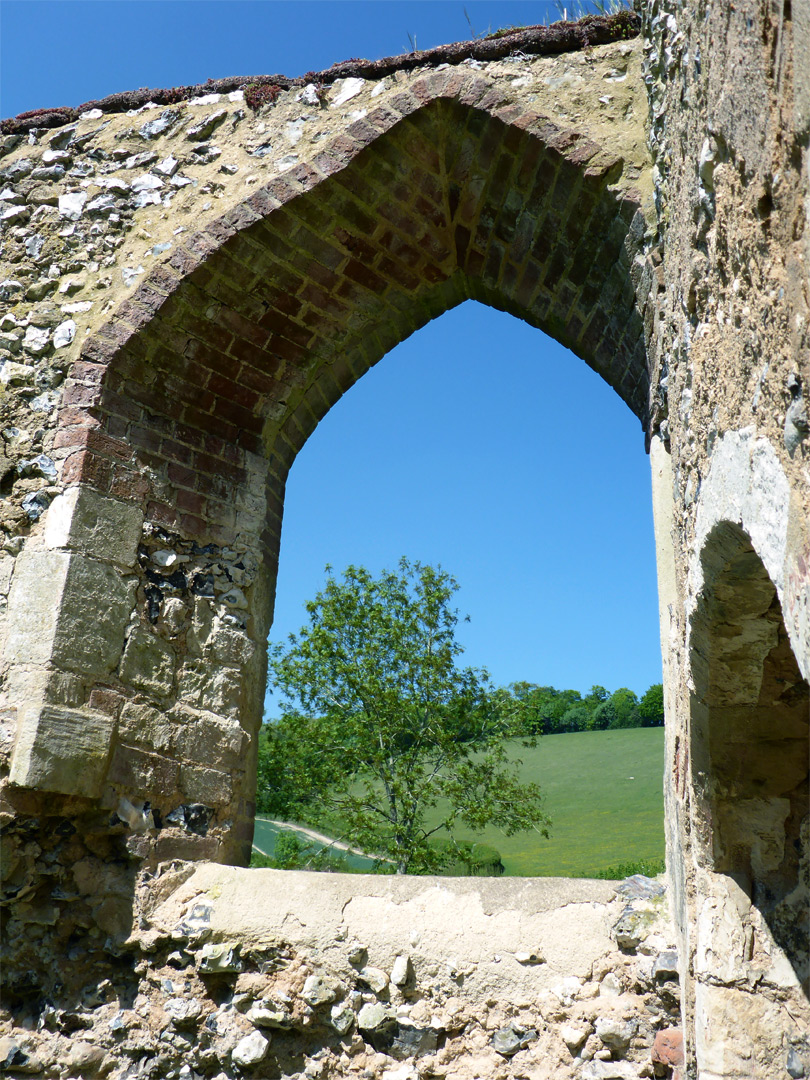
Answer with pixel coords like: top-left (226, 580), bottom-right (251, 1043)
top-left (423, 727), bottom-right (666, 876)
top-left (260, 727), bottom-right (665, 878)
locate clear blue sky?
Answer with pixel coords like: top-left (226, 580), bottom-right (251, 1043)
top-left (1, 1), bottom-right (663, 700)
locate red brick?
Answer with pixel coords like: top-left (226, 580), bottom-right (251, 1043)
top-left (179, 512), bottom-right (207, 538)
top-left (147, 500), bottom-right (178, 528)
top-left (129, 424), bottom-right (162, 454)
top-left (176, 488), bottom-right (207, 516)
top-left (61, 382), bottom-right (101, 408)
top-left (109, 469), bottom-right (149, 502)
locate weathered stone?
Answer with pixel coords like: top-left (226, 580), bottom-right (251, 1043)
top-left (249, 1005), bottom-right (293, 1029)
top-left (21, 325), bottom-right (50, 353)
top-left (5, 548), bottom-right (135, 676)
top-left (9, 705), bottom-right (114, 797)
top-left (594, 1017), bottom-right (635, 1055)
top-left (0, 1038), bottom-right (29, 1072)
top-left (44, 486), bottom-right (143, 567)
top-left (580, 1061), bottom-right (639, 1080)
top-left (174, 713), bottom-right (246, 769)
top-left (139, 109), bottom-right (180, 139)
top-left (391, 1021), bottom-right (438, 1058)
top-left (598, 972), bottom-right (622, 996)
top-left (231, 1030), bottom-right (270, 1067)
top-left (329, 1004), bottom-right (355, 1035)
top-left (614, 875), bottom-right (665, 901)
top-left (359, 966), bottom-right (389, 994)
top-left (301, 974), bottom-right (343, 1007)
top-left (491, 1024), bottom-right (535, 1057)
top-left (187, 110), bottom-right (228, 140)
top-left (58, 191), bottom-right (87, 219)
top-left (357, 1002), bottom-right (396, 1034)
top-left (390, 954), bottom-right (412, 986)
top-left (119, 701), bottom-right (173, 752)
top-left (165, 997), bottom-right (202, 1028)
top-left (653, 950), bottom-right (679, 982)
top-left (198, 942), bottom-right (242, 974)
top-left (612, 904), bottom-right (657, 951)
top-left (119, 627), bottom-right (176, 697)
top-left (179, 764), bottom-right (232, 805)
top-left (787, 1049), bottom-right (807, 1079)
top-left (560, 1023), bottom-right (589, 1053)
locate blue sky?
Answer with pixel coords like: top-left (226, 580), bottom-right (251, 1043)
top-left (1, 1), bottom-right (663, 698)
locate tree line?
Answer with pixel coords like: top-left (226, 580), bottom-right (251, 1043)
top-left (491, 681), bottom-right (664, 736)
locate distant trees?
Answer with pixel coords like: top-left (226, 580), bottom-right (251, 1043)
top-left (491, 681), bottom-right (664, 736)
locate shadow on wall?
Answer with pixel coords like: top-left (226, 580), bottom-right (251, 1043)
top-left (690, 521), bottom-right (810, 994)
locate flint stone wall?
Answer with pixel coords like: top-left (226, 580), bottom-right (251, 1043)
top-left (0, 5), bottom-right (808, 1079)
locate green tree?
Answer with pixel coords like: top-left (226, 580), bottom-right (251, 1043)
top-left (609, 687), bottom-right (640, 728)
top-left (638, 683), bottom-right (665, 727)
top-left (265, 559), bottom-right (550, 874)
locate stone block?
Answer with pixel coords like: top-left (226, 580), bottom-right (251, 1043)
top-left (44, 485), bottom-right (144, 567)
top-left (205, 623), bottom-right (257, 666)
top-left (119, 701), bottom-right (173, 752)
top-left (5, 547), bottom-right (136, 677)
top-left (5, 667), bottom-right (83, 710)
top-left (4, 548), bottom-right (69, 666)
top-left (52, 556), bottom-right (137, 676)
top-left (174, 712), bottom-right (247, 768)
top-left (179, 661), bottom-right (242, 718)
top-left (9, 705), bottom-right (114, 797)
top-left (107, 743), bottom-right (179, 797)
top-left (119, 627), bottom-right (176, 698)
top-left (0, 555), bottom-right (14, 597)
top-left (180, 763), bottom-right (233, 805)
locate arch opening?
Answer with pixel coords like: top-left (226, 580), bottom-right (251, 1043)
top-left (258, 300), bottom-right (664, 876)
top-left (690, 521), bottom-right (810, 993)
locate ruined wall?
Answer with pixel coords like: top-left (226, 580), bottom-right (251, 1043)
top-left (0, 4), bottom-right (808, 1079)
top-left (641, 0), bottom-right (810, 1075)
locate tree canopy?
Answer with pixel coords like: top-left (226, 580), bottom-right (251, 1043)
top-left (490, 680), bottom-right (665, 736)
top-left (261, 559), bottom-right (549, 874)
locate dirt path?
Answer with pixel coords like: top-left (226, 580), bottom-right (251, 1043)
top-left (255, 817), bottom-right (391, 863)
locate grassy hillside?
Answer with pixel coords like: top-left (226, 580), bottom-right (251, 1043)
top-left (256, 727), bottom-right (665, 878)
top-left (424, 727), bottom-right (665, 876)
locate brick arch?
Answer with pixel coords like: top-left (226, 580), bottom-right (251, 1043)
top-left (62, 75), bottom-right (649, 538)
top-left (11, 73), bottom-right (651, 862)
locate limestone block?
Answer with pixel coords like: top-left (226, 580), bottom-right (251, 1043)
top-left (174, 712), bottom-right (247, 768)
top-left (119, 701), bottom-right (173, 753)
top-left (178, 660), bottom-right (242, 717)
top-left (119, 627), bottom-right (176, 698)
top-left (718, 797), bottom-right (791, 875)
top-left (54, 557), bottom-right (136, 676)
top-left (204, 622), bottom-right (256, 666)
top-left (179, 763), bottom-right (233, 804)
top-left (694, 982), bottom-right (782, 1077)
top-left (44, 485), bottom-right (143, 568)
top-left (0, 555), bottom-right (14, 597)
top-left (107, 743), bottom-right (179, 797)
top-left (5, 667), bottom-right (83, 710)
top-left (5, 547), bottom-right (136, 676)
top-left (4, 548), bottom-right (69, 666)
top-left (9, 705), bottom-right (114, 796)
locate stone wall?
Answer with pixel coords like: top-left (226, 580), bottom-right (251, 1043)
top-left (641, 0), bottom-right (810, 1075)
top-left (0, 5), bottom-right (808, 1078)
